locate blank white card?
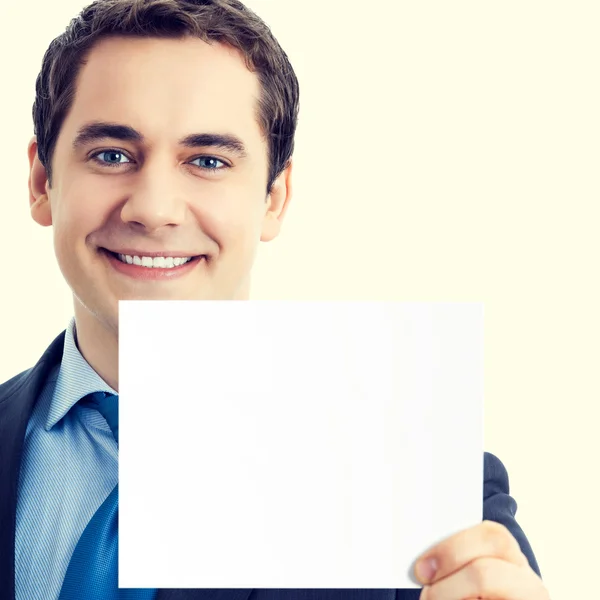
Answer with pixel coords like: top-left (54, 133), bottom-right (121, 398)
top-left (119, 302), bottom-right (483, 589)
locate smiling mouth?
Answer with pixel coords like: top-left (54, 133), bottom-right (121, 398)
top-left (101, 249), bottom-right (206, 270)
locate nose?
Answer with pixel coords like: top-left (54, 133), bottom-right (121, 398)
top-left (120, 160), bottom-right (187, 232)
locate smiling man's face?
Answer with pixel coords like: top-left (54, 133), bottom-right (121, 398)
top-left (28, 35), bottom-right (292, 337)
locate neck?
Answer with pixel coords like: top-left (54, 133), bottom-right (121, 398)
top-left (73, 300), bottom-right (120, 392)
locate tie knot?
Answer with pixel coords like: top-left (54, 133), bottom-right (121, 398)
top-left (81, 391), bottom-right (119, 443)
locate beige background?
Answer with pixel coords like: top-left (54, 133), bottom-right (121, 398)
top-left (2, 1), bottom-right (599, 598)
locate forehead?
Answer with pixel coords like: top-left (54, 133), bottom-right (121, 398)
top-left (62, 35), bottom-right (263, 148)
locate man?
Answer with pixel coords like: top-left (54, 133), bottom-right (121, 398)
top-left (0, 0), bottom-right (549, 599)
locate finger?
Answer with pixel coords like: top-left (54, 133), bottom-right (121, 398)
top-left (415, 521), bottom-right (530, 585)
top-left (420, 556), bottom-right (548, 600)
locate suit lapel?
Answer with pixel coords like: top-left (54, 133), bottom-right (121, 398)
top-left (0, 331), bottom-right (66, 600)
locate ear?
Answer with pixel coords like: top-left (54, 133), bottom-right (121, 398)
top-left (28, 136), bottom-right (52, 227)
top-left (261, 159), bottom-right (293, 242)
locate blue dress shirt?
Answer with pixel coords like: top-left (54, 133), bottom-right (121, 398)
top-left (15, 317), bottom-right (118, 600)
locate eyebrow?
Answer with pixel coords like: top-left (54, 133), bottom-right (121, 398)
top-left (72, 121), bottom-right (248, 157)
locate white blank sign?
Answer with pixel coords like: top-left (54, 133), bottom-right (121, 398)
top-left (119, 302), bottom-right (483, 589)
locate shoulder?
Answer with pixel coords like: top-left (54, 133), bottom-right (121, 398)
top-left (482, 450), bottom-right (542, 578)
top-left (0, 368), bottom-right (34, 403)
top-left (483, 451), bottom-right (518, 524)
top-left (483, 450), bottom-right (511, 497)
top-left (0, 330), bottom-right (66, 405)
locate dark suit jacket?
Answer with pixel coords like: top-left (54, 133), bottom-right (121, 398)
top-left (1, 331), bottom-right (542, 600)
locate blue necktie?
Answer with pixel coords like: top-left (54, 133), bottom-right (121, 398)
top-left (59, 392), bottom-right (157, 600)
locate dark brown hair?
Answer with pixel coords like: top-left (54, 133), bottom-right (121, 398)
top-left (32, 0), bottom-right (299, 193)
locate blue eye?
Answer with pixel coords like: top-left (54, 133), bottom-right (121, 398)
top-left (190, 156), bottom-right (226, 171)
top-left (92, 150), bottom-right (131, 166)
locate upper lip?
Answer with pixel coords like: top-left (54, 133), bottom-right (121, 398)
top-left (103, 248), bottom-right (203, 258)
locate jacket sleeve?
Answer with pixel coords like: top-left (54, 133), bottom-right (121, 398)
top-left (483, 451), bottom-right (542, 578)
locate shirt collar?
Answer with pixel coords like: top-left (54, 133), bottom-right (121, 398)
top-left (45, 317), bottom-right (117, 431)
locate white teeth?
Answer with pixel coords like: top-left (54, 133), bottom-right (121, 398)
top-left (117, 254), bottom-right (194, 268)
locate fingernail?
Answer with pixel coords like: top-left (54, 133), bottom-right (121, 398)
top-left (416, 557), bottom-right (438, 583)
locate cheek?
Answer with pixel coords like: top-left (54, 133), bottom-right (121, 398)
top-left (50, 188), bottom-right (104, 260)
top-left (198, 188), bottom-right (266, 252)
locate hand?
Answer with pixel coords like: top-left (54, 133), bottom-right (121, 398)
top-left (413, 520), bottom-right (550, 599)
